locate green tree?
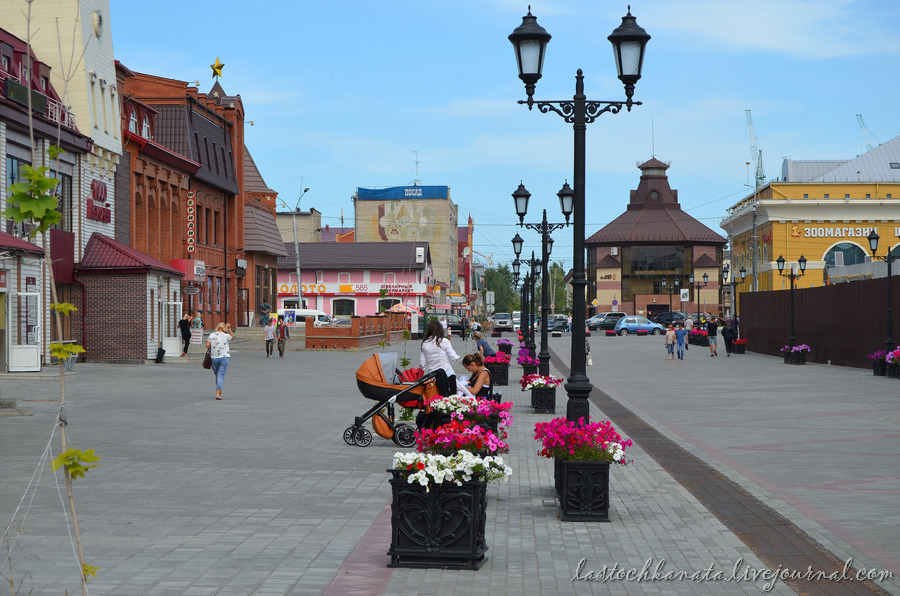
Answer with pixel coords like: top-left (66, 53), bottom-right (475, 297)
top-left (535, 261), bottom-right (570, 314)
top-left (483, 264), bottom-right (518, 314)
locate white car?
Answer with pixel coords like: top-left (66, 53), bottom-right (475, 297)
top-left (493, 312), bottom-right (514, 332)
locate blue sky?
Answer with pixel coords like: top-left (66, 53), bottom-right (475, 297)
top-left (110, 0), bottom-right (900, 270)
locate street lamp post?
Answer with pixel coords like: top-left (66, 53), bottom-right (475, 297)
top-left (776, 254), bottom-right (807, 349)
top-left (867, 230), bottom-right (898, 350)
top-left (660, 278), bottom-right (679, 312)
top-left (280, 187), bottom-right (310, 313)
top-left (513, 182), bottom-right (572, 375)
top-left (509, 7), bottom-right (650, 422)
top-left (723, 264), bottom-right (747, 319)
top-left (688, 273), bottom-right (709, 324)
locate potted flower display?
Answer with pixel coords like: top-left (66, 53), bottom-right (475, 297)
top-left (497, 338), bottom-right (513, 355)
top-left (868, 350), bottom-right (888, 376)
top-left (886, 349), bottom-right (900, 377)
top-left (689, 329), bottom-right (709, 346)
top-left (790, 344), bottom-right (811, 365)
top-left (424, 394), bottom-right (512, 436)
top-left (415, 419), bottom-right (509, 455)
top-left (521, 373), bottom-right (563, 414)
top-left (733, 338), bottom-right (748, 354)
top-left (779, 345), bottom-right (792, 364)
top-left (517, 351), bottom-right (539, 376)
top-left (533, 417), bottom-right (631, 521)
top-left (484, 352), bottom-right (510, 386)
top-left (387, 450), bottom-right (512, 569)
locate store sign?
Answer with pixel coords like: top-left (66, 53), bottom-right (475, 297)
top-left (795, 225), bottom-right (876, 239)
top-left (277, 282), bottom-right (427, 296)
top-left (86, 179), bottom-right (111, 222)
top-left (185, 190), bottom-right (196, 253)
top-left (0, 270), bottom-right (7, 291)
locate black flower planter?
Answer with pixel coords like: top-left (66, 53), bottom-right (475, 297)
top-left (464, 415), bottom-right (500, 436)
top-left (636, 329), bottom-right (648, 336)
top-left (873, 360), bottom-right (887, 376)
top-left (485, 363), bottom-right (509, 386)
top-left (791, 351), bottom-right (807, 365)
top-left (491, 331), bottom-right (502, 337)
top-left (605, 330), bottom-right (616, 337)
top-left (522, 364), bottom-right (537, 376)
top-left (554, 459), bottom-right (611, 522)
top-left (734, 344), bottom-right (746, 354)
top-left (531, 387), bottom-right (556, 414)
top-left (498, 344), bottom-right (512, 355)
top-left (783, 352), bottom-right (791, 364)
top-left (387, 471), bottom-right (488, 569)
top-left (888, 362), bottom-right (899, 378)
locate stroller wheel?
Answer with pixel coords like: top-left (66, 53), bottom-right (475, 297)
top-left (393, 424), bottom-right (417, 448)
top-left (354, 428), bottom-right (373, 447)
top-left (343, 427), bottom-right (358, 445)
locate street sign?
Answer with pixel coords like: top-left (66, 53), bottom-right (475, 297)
top-left (486, 304), bottom-right (495, 314)
top-left (485, 291), bottom-right (495, 305)
top-left (591, 299), bottom-right (599, 307)
top-left (680, 289), bottom-right (690, 302)
top-left (550, 303), bottom-right (555, 310)
top-left (612, 299), bottom-right (618, 306)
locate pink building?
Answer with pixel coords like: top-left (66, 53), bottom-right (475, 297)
top-left (276, 241), bottom-right (433, 317)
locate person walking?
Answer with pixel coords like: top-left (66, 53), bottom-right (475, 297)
top-left (674, 323), bottom-right (687, 360)
top-left (721, 317), bottom-right (737, 356)
top-left (567, 314), bottom-right (572, 333)
top-left (263, 318), bottom-right (277, 358)
top-left (276, 316), bottom-right (290, 357)
top-left (473, 330), bottom-right (496, 357)
top-left (439, 316), bottom-right (448, 336)
top-left (259, 300), bottom-right (271, 327)
top-left (683, 315), bottom-right (692, 350)
top-left (206, 322), bottom-right (234, 400)
top-left (665, 324), bottom-right (676, 360)
top-left (192, 310), bottom-right (204, 332)
top-left (178, 313), bottom-right (192, 357)
top-left (707, 317), bottom-right (719, 357)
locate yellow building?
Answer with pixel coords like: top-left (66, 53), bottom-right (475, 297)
top-left (721, 135), bottom-right (900, 304)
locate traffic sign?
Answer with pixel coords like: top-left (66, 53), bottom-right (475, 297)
top-left (592, 299), bottom-right (599, 306)
top-left (550, 303), bottom-right (555, 310)
top-left (612, 299), bottom-right (618, 306)
top-left (486, 304), bottom-right (495, 314)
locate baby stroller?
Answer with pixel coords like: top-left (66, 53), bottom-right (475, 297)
top-left (343, 352), bottom-right (438, 448)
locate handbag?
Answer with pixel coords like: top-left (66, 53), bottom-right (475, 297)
top-left (202, 348), bottom-right (212, 369)
top-left (586, 353), bottom-right (593, 366)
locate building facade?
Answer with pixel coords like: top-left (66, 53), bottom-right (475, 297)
top-left (586, 158), bottom-right (727, 319)
top-left (720, 135), bottom-right (900, 306)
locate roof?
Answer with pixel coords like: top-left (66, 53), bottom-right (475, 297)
top-left (780, 134), bottom-right (900, 183)
top-left (596, 255), bottom-right (621, 268)
top-left (277, 241), bottom-right (431, 270)
top-left (243, 145), bottom-right (276, 194)
top-left (693, 254), bottom-right (720, 268)
top-left (320, 225), bottom-right (354, 242)
top-left (78, 233), bottom-right (183, 276)
top-left (0, 230), bottom-right (43, 255)
top-left (244, 207), bottom-right (289, 256)
top-left (586, 159), bottom-right (727, 246)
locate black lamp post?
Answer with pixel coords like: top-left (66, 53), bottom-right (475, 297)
top-left (509, 7), bottom-right (650, 422)
top-left (689, 272), bottom-right (709, 324)
top-left (513, 182), bottom-right (572, 375)
top-left (776, 254), bottom-right (807, 349)
top-left (867, 230), bottom-right (897, 350)
top-left (660, 278), bottom-right (680, 312)
top-left (723, 264), bottom-right (747, 319)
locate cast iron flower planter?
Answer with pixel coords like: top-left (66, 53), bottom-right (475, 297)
top-left (554, 459), bottom-right (611, 522)
top-left (498, 344), bottom-right (513, 355)
top-left (734, 344), bottom-right (746, 354)
top-left (531, 386), bottom-right (556, 414)
top-left (605, 330), bottom-right (616, 337)
top-left (387, 471), bottom-right (488, 569)
top-left (888, 362), bottom-right (899, 377)
top-left (522, 364), bottom-right (537, 376)
top-left (873, 360), bottom-right (887, 376)
top-left (485, 363), bottom-right (509, 386)
top-left (791, 351), bottom-right (808, 365)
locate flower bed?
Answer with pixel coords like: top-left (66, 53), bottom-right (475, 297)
top-left (520, 373), bottom-right (563, 391)
top-left (534, 417), bottom-right (631, 463)
top-left (868, 350), bottom-right (888, 376)
top-left (484, 352), bottom-right (510, 364)
top-left (415, 420), bottom-right (509, 455)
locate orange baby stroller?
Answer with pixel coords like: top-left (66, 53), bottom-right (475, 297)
top-left (343, 352), bottom-right (439, 447)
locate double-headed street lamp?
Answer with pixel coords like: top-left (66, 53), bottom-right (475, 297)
top-left (513, 182), bottom-right (572, 375)
top-left (513, 235), bottom-right (543, 357)
top-left (660, 278), bottom-right (680, 312)
top-left (867, 230), bottom-right (898, 350)
top-left (776, 254), bottom-right (807, 349)
top-left (722, 263), bottom-right (747, 319)
top-left (688, 273), bottom-right (708, 324)
top-left (509, 6), bottom-right (650, 421)
top-left (277, 186), bottom-right (310, 313)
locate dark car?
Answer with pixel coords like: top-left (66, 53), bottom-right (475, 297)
top-left (653, 311), bottom-right (689, 327)
top-left (598, 312), bottom-right (627, 330)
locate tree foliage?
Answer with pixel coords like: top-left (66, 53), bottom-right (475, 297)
top-left (483, 264), bottom-right (518, 314)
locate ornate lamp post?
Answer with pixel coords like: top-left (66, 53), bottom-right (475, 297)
top-left (723, 264), bottom-right (747, 319)
top-left (509, 7), bottom-right (650, 421)
top-left (867, 230), bottom-right (898, 350)
top-left (776, 254), bottom-right (807, 349)
top-left (688, 272), bottom-right (709, 324)
top-left (660, 277), bottom-right (680, 312)
top-left (278, 187), bottom-right (310, 313)
top-left (512, 182), bottom-right (572, 375)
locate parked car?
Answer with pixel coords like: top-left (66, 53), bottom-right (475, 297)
top-left (653, 311), bottom-right (689, 327)
top-left (550, 314), bottom-right (568, 331)
top-left (493, 312), bottom-right (514, 332)
top-left (598, 312), bottom-right (627, 331)
top-left (615, 316), bottom-right (664, 336)
top-left (512, 310), bottom-right (521, 331)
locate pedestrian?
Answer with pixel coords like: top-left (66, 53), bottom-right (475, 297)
top-left (259, 300), bottom-right (271, 327)
top-left (461, 315), bottom-right (469, 339)
top-left (439, 316), bottom-right (448, 336)
top-left (473, 330), bottom-right (496, 357)
top-left (276, 315), bottom-right (290, 357)
top-left (192, 310), bottom-right (204, 331)
top-left (721, 317), bottom-right (737, 356)
top-left (665, 324), bottom-right (676, 360)
top-left (585, 331), bottom-right (592, 366)
top-left (461, 352), bottom-right (492, 398)
top-left (707, 316), bottom-right (719, 357)
top-left (263, 317), bottom-right (277, 358)
top-left (674, 323), bottom-right (687, 360)
top-left (732, 314), bottom-right (741, 338)
top-left (178, 313), bottom-right (192, 357)
top-left (420, 320), bottom-right (459, 398)
top-left (205, 321), bottom-right (234, 400)
top-left (567, 314), bottom-right (572, 333)
top-left (683, 315), bottom-right (692, 350)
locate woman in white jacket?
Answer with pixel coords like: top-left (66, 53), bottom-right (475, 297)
top-left (420, 320), bottom-right (459, 397)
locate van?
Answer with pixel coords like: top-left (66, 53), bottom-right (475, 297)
top-left (276, 308), bottom-right (334, 327)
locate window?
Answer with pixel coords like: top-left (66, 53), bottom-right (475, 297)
top-left (141, 115), bottom-right (151, 138)
top-left (845, 194), bottom-right (850, 199)
top-left (333, 299), bottom-right (355, 316)
top-left (890, 163), bottom-right (900, 169)
top-left (378, 298), bottom-right (400, 312)
top-left (383, 272), bottom-right (397, 284)
top-left (128, 110), bottom-right (138, 133)
top-left (207, 275), bottom-right (214, 309)
top-left (866, 194), bottom-right (871, 199)
top-left (824, 194), bottom-right (829, 199)
top-left (220, 147), bottom-right (227, 179)
top-left (803, 194), bottom-right (808, 199)
top-left (338, 272), bottom-right (350, 284)
top-left (823, 243), bottom-right (866, 268)
top-left (6, 156), bottom-right (28, 188)
top-left (212, 142), bottom-right (219, 174)
top-left (213, 211), bottom-right (219, 245)
top-left (194, 132), bottom-right (202, 164)
top-left (215, 277), bottom-right (221, 312)
top-left (1, 56), bottom-right (8, 71)
top-left (55, 174), bottom-right (73, 232)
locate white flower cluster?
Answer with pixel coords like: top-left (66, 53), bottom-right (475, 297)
top-left (523, 377), bottom-right (562, 390)
top-left (392, 450), bottom-right (513, 492)
top-left (427, 394), bottom-right (478, 414)
top-left (606, 442), bottom-right (625, 462)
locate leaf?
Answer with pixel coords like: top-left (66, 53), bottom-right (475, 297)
top-left (50, 342), bottom-right (86, 359)
top-left (2, 165), bottom-right (62, 234)
top-left (51, 447), bottom-right (100, 481)
top-left (82, 562), bottom-right (99, 581)
top-left (50, 302), bottom-right (79, 315)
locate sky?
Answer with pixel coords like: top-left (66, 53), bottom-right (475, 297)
top-left (109, 0), bottom-right (900, 271)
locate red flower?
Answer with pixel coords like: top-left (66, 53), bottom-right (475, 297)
top-left (416, 461), bottom-right (425, 471)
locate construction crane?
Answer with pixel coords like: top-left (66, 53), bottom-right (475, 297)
top-left (746, 109), bottom-right (765, 190)
top-left (856, 114), bottom-right (879, 153)
top-left (472, 250), bottom-right (493, 267)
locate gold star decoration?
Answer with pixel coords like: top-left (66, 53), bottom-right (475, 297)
top-left (210, 57), bottom-right (224, 78)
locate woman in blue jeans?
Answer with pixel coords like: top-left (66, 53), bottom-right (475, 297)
top-left (206, 321), bottom-right (234, 400)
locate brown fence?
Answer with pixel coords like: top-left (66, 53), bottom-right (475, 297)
top-left (740, 276), bottom-right (895, 369)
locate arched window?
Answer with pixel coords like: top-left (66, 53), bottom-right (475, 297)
top-left (823, 242), bottom-right (866, 267)
top-left (141, 115), bottom-right (151, 138)
top-left (333, 298), bottom-right (355, 317)
top-left (128, 109), bottom-right (137, 133)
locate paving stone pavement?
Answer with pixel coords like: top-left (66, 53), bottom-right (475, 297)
top-left (0, 333), bottom-right (896, 595)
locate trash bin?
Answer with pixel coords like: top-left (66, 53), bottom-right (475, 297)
top-left (155, 347), bottom-right (166, 363)
top-left (63, 355), bottom-right (76, 372)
